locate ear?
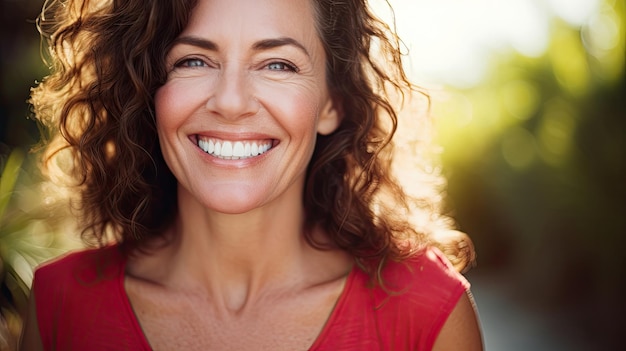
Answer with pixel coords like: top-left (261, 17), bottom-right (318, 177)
top-left (317, 94), bottom-right (343, 135)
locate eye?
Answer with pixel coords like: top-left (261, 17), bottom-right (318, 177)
top-left (175, 57), bottom-right (210, 68)
top-left (266, 61), bottom-right (298, 72)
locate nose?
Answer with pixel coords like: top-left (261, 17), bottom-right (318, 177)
top-left (206, 66), bottom-right (259, 119)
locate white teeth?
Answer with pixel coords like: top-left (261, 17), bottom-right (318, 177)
top-left (233, 142), bottom-right (245, 157)
top-left (221, 141), bottom-right (233, 157)
top-left (197, 138), bottom-right (273, 159)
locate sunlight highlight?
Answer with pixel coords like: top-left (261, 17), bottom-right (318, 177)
top-left (374, 0), bottom-right (601, 87)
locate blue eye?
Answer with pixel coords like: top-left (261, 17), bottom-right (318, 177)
top-left (267, 61), bottom-right (297, 72)
top-left (176, 58), bottom-right (208, 68)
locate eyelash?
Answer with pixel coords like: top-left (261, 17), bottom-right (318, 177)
top-left (172, 57), bottom-right (299, 73)
top-left (174, 57), bottom-right (210, 68)
top-left (266, 61), bottom-right (298, 72)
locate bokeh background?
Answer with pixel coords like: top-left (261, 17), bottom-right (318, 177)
top-left (1, 0), bottom-right (624, 350)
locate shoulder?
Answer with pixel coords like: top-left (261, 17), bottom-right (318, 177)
top-left (36, 244), bottom-right (123, 271)
top-left (381, 246), bottom-right (470, 295)
top-left (32, 245), bottom-right (131, 349)
top-left (33, 244), bottom-right (124, 291)
top-left (372, 246), bottom-right (472, 349)
top-left (32, 245), bottom-right (126, 314)
top-left (432, 289), bottom-right (483, 350)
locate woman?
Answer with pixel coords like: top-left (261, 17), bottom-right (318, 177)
top-left (21, 0), bottom-right (482, 350)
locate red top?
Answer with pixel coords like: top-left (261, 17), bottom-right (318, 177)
top-left (33, 245), bottom-right (469, 350)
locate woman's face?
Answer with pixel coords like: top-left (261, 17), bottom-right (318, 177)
top-left (155, 0), bottom-right (340, 214)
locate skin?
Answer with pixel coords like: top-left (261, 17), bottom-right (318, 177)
top-left (126, 0), bottom-right (350, 348)
top-left (20, 0), bottom-right (483, 349)
top-left (433, 292), bottom-right (483, 350)
top-left (156, 0), bottom-right (341, 216)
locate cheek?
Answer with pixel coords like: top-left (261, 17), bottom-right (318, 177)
top-left (153, 83), bottom-right (200, 172)
top-left (154, 85), bottom-right (180, 132)
top-left (153, 87), bottom-right (180, 166)
top-left (154, 79), bottom-right (209, 129)
top-left (257, 83), bottom-right (322, 131)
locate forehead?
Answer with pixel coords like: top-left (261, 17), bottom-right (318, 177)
top-left (182, 0), bottom-right (320, 43)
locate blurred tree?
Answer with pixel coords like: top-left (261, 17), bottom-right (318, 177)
top-left (0, 0), bottom-right (624, 349)
top-left (435, 0), bottom-right (625, 347)
top-left (0, 0), bottom-right (46, 149)
top-left (1, 1), bottom-right (73, 347)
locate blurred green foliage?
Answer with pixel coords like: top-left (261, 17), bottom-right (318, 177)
top-left (0, 1), bottom-right (77, 346)
top-left (0, 0), bottom-right (624, 348)
top-left (0, 0), bottom-right (47, 150)
top-left (0, 148), bottom-right (77, 348)
top-left (434, 0), bottom-right (625, 346)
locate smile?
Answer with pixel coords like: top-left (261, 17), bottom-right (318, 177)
top-left (196, 136), bottom-right (274, 159)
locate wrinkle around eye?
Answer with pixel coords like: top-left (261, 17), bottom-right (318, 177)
top-left (175, 57), bottom-right (211, 69)
top-left (266, 61), bottom-right (298, 72)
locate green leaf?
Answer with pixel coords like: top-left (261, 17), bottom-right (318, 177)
top-left (0, 149), bottom-right (25, 221)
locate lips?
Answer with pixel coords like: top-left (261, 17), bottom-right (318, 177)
top-left (196, 136), bottom-right (274, 159)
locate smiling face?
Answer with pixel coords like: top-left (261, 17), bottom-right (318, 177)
top-left (155, 0), bottom-right (340, 215)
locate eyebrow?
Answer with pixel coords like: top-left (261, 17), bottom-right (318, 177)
top-left (171, 36), bottom-right (310, 57)
top-left (172, 36), bottom-right (218, 51)
top-left (252, 37), bottom-right (310, 58)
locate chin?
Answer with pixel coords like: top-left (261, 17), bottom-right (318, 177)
top-left (196, 188), bottom-right (266, 215)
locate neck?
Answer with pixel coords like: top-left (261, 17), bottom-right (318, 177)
top-left (141, 182), bottom-right (327, 313)
top-left (176, 194), bottom-right (308, 274)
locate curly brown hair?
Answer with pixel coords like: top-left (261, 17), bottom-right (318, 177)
top-left (32, 0), bottom-right (474, 275)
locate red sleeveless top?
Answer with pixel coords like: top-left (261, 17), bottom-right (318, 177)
top-left (32, 245), bottom-right (469, 350)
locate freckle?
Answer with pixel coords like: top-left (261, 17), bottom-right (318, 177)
top-left (420, 266), bottom-right (424, 271)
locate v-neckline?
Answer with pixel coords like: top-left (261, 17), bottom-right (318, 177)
top-left (116, 252), bottom-right (359, 350)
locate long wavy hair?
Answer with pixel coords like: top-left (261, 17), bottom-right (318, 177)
top-left (32, 0), bottom-right (475, 276)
